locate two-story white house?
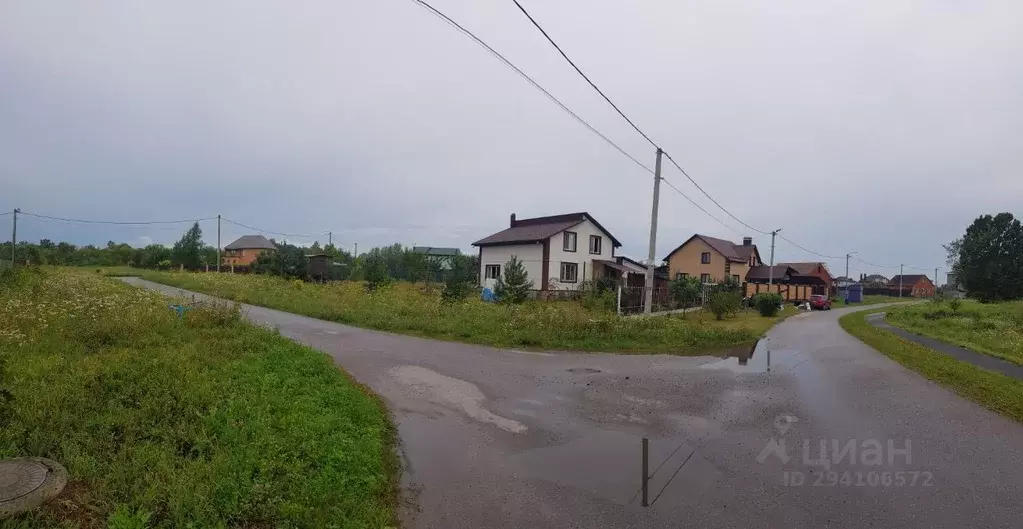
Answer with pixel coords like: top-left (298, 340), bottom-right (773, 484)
top-left (472, 212), bottom-right (624, 291)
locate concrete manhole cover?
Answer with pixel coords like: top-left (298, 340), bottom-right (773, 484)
top-left (567, 367), bottom-right (601, 374)
top-left (0, 457), bottom-right (68, 518)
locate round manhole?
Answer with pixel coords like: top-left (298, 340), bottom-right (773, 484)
top-left (0, 457), bottom-right (67, 518)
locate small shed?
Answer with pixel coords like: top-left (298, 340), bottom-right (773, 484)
top-left (846, 283), bottom-right (864, 303)
top-left (307, 254), bottom-right (331, 281)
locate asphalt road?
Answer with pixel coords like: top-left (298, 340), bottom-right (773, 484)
top-left (122, 278), bottom-right (1023, 529)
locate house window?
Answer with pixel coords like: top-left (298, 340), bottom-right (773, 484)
top-left (485, 264), bottom-right (501, 280)
top-left (732, 275), bottom-right (740, 283)
top-left (700, 273), bottom-right (711, 284)
top-left (725, 261), bottom-right (731, 275)
top-left (676, 272), bottom-right (683, 280)
top-left (560, 262), bottom-right (578, 283)
top-left (563, 231), bottom-right (577, 252)
top-left (589, 235), bottom-right (602, 255)
top-left (701, 252), bottom-right (711, 264)
top-left (681, 273), bottom-right (689, 279)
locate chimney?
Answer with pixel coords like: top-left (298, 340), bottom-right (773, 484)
top-left (510, 213), bottom-right (517, 227)
top-left (742, 237), bottom-right (752, 246)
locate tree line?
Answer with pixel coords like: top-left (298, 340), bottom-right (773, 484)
top-left (2, 222), bottom-right (479, 286)
top-left (945, 212), bottom-right (1023, 302)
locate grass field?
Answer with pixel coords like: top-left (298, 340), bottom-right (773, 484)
top-left (886, 299), bottom-right (1023, 365)
top-left (93, 267), bottom-right (783, 355)
top-left (839, 308), bottom-right (1023, 423)
top-left (0, 267), bottom-right (396, 528)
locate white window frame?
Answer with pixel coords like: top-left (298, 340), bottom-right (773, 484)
top-left (588, 235), bottom-right (602, 255)
top-left (560, 262), bottom-right (579, 283)
top-left (700, 273), bottom-right (711, 284)
top-left (485, 264), bottom-right (501, 280)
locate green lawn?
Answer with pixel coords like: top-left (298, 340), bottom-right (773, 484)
top-left (0, 267), bottom-right (397, 528)
top-left (885, 299), bottom-right (1023, 365)
top-left (839, 308), bottom-right (1023, 423)
top-left (93, 267), bottom-right (783, 355)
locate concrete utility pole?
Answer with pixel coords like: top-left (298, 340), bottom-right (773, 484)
top-left (767, 229), bottom-right (781, 287)
top-left (328, 232), bottom-right (332, 247)
top-left (935, 267), bottom-right (939, 295)
top-left (845, 252), bottom-right (856, 281)
top-left (354, 242), bottom-right (358, 257)
top-left (899, 264), bottom-right (904, 298)
top-left (644, 148), bottom-right (664, 314)
top-left (10, 208), bottom-right (19, 267)
top-left (216, 214), bottom-right (222, 273)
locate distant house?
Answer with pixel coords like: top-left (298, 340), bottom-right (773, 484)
top-left (745, 264), bottom-right (830, 301)
top-left (778, 262), bottom-right (834, 293)
top-left (889, 275), bottom-right (935, 297)
top-left (472, 212), bottom-right (621, 291)
top-left (412, 246), bottom-right (461, 270)
top-left (663, 234), bottom-right (762, 285)
top-left (834, 276), bottom-right (856, 288)
top-left (862, 274), bottom-right (889, 287)
top-left (223, 235), bottom-right (276, 267)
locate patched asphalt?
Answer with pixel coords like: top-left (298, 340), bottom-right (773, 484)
top-left (122, 277), bottom-right (1023, 529)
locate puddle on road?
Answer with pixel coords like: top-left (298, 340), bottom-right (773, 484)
top-left (699, 338), bottom-right (804, 373)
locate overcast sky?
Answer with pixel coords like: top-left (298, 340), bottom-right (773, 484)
top-left (2, 0), bottom-right (1020, 280)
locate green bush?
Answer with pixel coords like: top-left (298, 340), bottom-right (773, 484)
top-left (756, 293), bottom-right (783, 317)
top-left (708, 290), bottom-right (742, 320)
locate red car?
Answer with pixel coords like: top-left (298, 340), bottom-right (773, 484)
top-left (809, 294), bottom-right (832, 310)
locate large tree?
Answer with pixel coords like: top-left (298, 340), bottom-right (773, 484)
top-left (172, 222), bottom-right (205, 269)
top-left (947, 212), bottom-right (1023, 302)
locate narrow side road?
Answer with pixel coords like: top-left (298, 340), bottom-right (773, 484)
top-left (123, 277), bottom-right (1023, 529)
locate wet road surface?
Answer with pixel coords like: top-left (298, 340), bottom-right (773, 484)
top-left (122, 278), bottom-right (1023, 528)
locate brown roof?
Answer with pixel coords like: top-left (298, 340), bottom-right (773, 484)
top-left (663, 234), bottom-right (756, 263)
top-left (746, 265), bottom-right (798, 282)
top-left (472, 212), bottom-right (621, 247)
top-left (224, 234), bottom-right (276, 250)
top-left (890, 275), bottom-right (931, 285)
top-left (779, 262), bottom-right (833, 280)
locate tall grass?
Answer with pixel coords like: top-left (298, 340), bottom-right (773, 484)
top-left (113, 269), bottom-right (780, 354)
top-left (886, 299), bottom-right (1023, 364)
top-left (0, 267), bottom-right (396, 528)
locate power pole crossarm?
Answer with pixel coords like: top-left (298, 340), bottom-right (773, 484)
top-left (644, 148), bottom-right (663, 314)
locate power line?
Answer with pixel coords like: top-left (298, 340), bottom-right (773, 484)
top-left (510, 0), bottom-right (658, 149)
top-left (409, 0), bottom-right (653, 174)
top-left (221, 217), bottom-right (326, 240)
top-left (776, 234), bottom-right (842, 260)
top-left (661, 178), bottom-right (742, 237)
top-left (19, 211), bottom-right (213, 225)
top-left (663, 153), bottom-right (770, 236)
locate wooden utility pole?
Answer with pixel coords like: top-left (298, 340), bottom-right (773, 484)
top-left (10, 208), bottom-right (19, 267)
top-left (216, 214), bottom-right (222, 272)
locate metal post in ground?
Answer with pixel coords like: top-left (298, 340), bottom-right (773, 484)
top-left (899, 264), bottom-right (904, 298)
top-left (641, 437), bottom-right (649, 507)
top-left (644, 148), bottom-right (663, 314)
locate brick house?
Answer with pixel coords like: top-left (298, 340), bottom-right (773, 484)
top-left (889, 274), bottom-right (935, 297)
top-left (778, 262), bottom-right (834, 294)
top-left (222, 235), bottom-right (277, 267)
top-left (662, 234), bottom-right (762, 285)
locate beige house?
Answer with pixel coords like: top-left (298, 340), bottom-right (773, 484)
top-left (663, 234), bottom-right (761, 284)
